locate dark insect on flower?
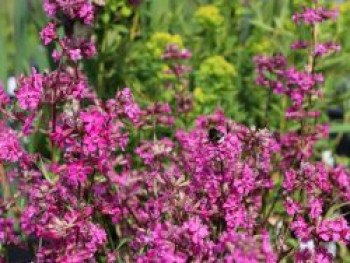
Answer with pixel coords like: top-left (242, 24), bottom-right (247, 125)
top-left (62, 15), bottom-right (75, 37)
top-left (208, 127), bottom-right (225, 144)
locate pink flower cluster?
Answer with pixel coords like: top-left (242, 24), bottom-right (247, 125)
top-left (314, 42), bottom-right (341, 57)
top-left (107, 88), bottom-right (141, 124)
top-left (255, 56), bottom-right (325, 120)
top-left (40, 22), bottom-right (57, 46)
top-left (0, 213), bottom-right (18, 246)
top-left (44, 0), bottom-right (95, 24)
top-left (0, 122), bottom-right (22, 162)
top-left (254, 2), bottom-right (350, 261)
top-left (162, 44), bottom-right (193, 113)
top-left (16, 68), bottom-right (44, 111)
top-left (254, 54), bottom-right (287, 93)
top-left (291, 40), bottom-right (342, 57)
top-left (127, 110), bottom-right (279, 261)
top-left (162, 44), bottom-right (192, 78)
top-left (0, 0), bottom-right (349, 262)
top-left (15, 67), bottom-right (93, 120)
top-left (20, 180), bottom-right (107, 261)
top-left (293, 6), bottom-right (338, 24)
top-left (41, 1), bottom-right (96, 62)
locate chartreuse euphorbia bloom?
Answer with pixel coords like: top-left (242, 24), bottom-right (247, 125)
top-left (194, 5), bottom-right (224, 28)
top-left (196, 55), bottom-right (236, 93)
top-left (147, 32), bottom-right (183, 57)
top-left (194, 55), bottom-right (236, 111)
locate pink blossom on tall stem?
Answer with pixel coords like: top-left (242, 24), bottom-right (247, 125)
top-left (43, 0), bottom-right (58, 17)
top-left (69, 49), bottom-right (83, 61)
top-left (43, 0), bottom-right (95, 24)
top-left (162, 44), bottom-right (193, 113)
top-left (314, 42), bottom-right (341, 57)
top-left (16, 68), bottom-right (43, 111)
top-left (290, 41), bottom-right (310, 50)
top-left (293, 6), bottom-right (338, 24)
top-left (78, 3), bottom-right (95, 24)
top-left (40, 22), bottom-right (57, 45)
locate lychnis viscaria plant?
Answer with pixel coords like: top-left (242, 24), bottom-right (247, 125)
top-left (0, 0), bottom-right (349, 262)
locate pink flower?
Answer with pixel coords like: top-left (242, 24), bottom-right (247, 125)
top-left (314, 247), bottom-right (333, 263)
top-left (283, 169), bottom-right (297, 191)
top-left (78, 3), bottom-right (95, 24)
top-left (43, 0), bottom-right (58, 17)
top-left (16, 68), bottom-right (43, 110)
top-left (254, 54), bottom-right (287, 92)
top-left (162, 44), bottom-right (192, 60)
top-left (0, 82), bottom-right (10, 105)
top-left (219, 232), bottom-right (277, 262)
top-left (40, 22), bottom-right (57, 45)
top-left (72, 80), bottom-right (89, 99)
top-left (21, 114), bottom-right (36, 136)
top-left (291, 216), bottom-right (312, 241)
top-left (283, 198), bottom-right (301, 215)
top-left (0, 217), bottom-right (18, 245)
top-left (136, 138), bottom-right (173, 165)
top-left (295, 248), bottom-right (312, 263)
top-left (52, 49), bottom-right (62, 61)
top-left (0, 125), bottom-right (22, 162)
top-left (316, 218), bottom-right (350, 243)
top-left (0, 0), bottom-right (346, 261)
top-left (314, 42), bottom-right (341, 57)
top-left (63, 162), bottom-right (93, 186)
top-left (291, 41), bottom-right (309, 50)
top-left (309, 199), bottom-right (323, 219)
top-left (82, 41), bottom-right (97, 58)
top-left (113, 88), bottom-right (141, 124)
top-left (182, 217), bottom-right (209, 245)
top-left (68, 49), bottom-right (82, 61)
top-left (293, 7), bottom-right (338, 24)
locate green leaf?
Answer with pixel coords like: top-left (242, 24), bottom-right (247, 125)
top-left (39, 158), bottom-right (58, 184)
top-left (0, 14), bottom-right (7, 83)
top-left (14, 0), bottom-right (29, 74)
top-left (330, 123), bottom-right (350, 133)
top-left (117, 238), bottom-right (131, 250)
top-left (325, 202), bottom-right (350, 218)
top-left (149, 0), bottom-right (170, 31)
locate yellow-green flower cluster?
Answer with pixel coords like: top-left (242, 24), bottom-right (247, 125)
top-left (198, 55), bottom-right (236, 81)
top-left (195, 56), bottom-right (236, 103)
top-left (194, 5), bottom-right (224, 28)
top-left (338, 2), bottom-right (350, 14)
top-left (248, 37), bottom-right (272, 54)
top-left (147, 32), bottom-right (183, 57)
top-left (332, 1), bottom-right (350, 21)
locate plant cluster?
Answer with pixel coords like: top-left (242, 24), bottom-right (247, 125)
top-left (0, 0), bottom-right (350, 262)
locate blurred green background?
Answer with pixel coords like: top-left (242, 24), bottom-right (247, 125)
top-left (1, 0), bottom-right (350, 162)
